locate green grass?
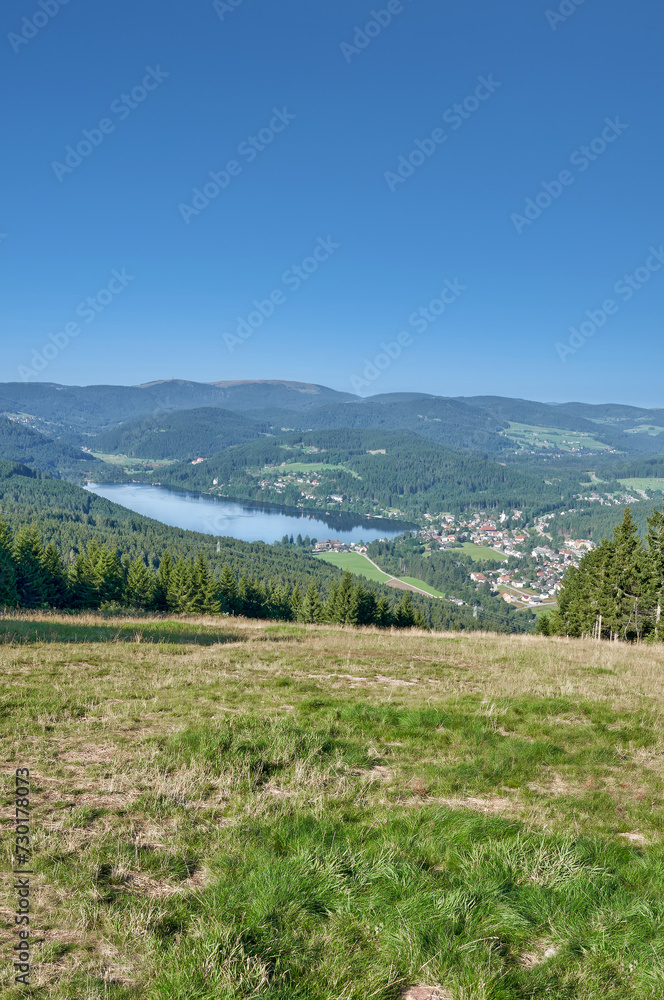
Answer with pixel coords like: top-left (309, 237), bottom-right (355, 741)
top-left (314, 551), bottom-right (391, 583)
top-left (399, 576), bottom-right (446, 597)
top-left (314, 553), bottom-right (447, 595)
top-left (3, 612), bottom-right (664, 998)
top-left (618, 477), bottom-right (664, 493)
top-left (458, 541), bottom-right (508, 562)
top-left (505, 423), bottom-right (610, 452)
top-left (263, 462), bottom-right (361, 479)
top-left (92, 452), bottom-right (177, 469)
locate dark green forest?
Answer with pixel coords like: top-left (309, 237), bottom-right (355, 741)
top-left (92, 407), bottom-right (270, 460)
top-left (541, 503), bottom-right (664, 641)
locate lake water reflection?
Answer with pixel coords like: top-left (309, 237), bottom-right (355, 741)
top-left (85, 482), bottom-right (413, 545)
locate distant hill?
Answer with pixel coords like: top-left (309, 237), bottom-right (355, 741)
top-left (92, 407), bottom-right (270, 461)
top-left (0, 416), bottom-right (98, 479)
top-left (1, 380), bottom-right (662, 462)
top-left (0, 380), bottom-right (356, 441)
top-left (258, 397), bottom-right (512, 454)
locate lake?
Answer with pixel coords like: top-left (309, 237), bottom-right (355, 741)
top-left (85, 482), bottom-right (413, 544)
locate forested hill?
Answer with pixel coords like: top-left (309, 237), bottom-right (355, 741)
top-left (0, 380), bottom-right (355, 440)
top-left (250, 397), bottom-right (511, 454)
top-left (92, 407), bottom-right (270, 460)
top-left (148, 429), bottom-right (575, 518)
top-left (0, 416), bottom-right (99, 479)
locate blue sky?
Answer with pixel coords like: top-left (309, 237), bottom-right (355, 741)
top-left (1, 0), bottom-right (662, 405)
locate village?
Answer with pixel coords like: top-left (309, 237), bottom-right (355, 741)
top-left (313, 509), bottom-right (595, 610)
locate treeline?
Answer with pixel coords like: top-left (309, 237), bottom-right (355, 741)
top-left (0, 520), bottom-right (427, 629)
top-left (542, 504), bottom-right (664, 641)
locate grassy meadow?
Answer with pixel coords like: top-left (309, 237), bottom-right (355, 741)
top-left (2, 612), bottom-right (664, 999)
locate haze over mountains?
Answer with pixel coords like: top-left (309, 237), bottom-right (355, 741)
top-left (1, 379), bottom-right (662, 458)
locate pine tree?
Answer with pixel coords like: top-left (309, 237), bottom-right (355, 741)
top-left (41, 541), bottom-right (67, 608)
top-left (375, 594), bottom-right (393, 629)
top-left (167, 557), bottom-right (193, 612)
top-left (218, 564), bottom-right (240, 615)
top-left (67, 553), bottom-right (96, 609)
top-left (394, 592), bottom-right (416, 629)
top-left (125, 557), bottom-right (155, 609)
top-left (324, 582), bottom-right (339, 623)
top-left (610, 507), bottom-right (644, 640)
top-left (355, 586), bottom-right (377, 626)
top-left (13, 526), bottom-right (48, 608)
top-left (290, 585), bottom-right (302, 619)
top-left (0, 520), bottom-right (18, 607)
top-left (189, 555), bottom-right (221, 614)
top-left (90, 545), bottom-right (125, 605)
top-left (334, 571), bottom-right (358, 625)
top-left (299, 582), bottom-right (323, 623)
top-left (155, 551), bottom-right (173, 610)
top-left (646, 502), bottom-right (664, 638)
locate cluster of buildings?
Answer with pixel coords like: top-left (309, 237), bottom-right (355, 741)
top-left (313, 540), bottom-right (369, 554)
top-left (420, 511), bottom-right (597, 608)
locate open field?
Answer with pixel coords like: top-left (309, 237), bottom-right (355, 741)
top-left (618, 478), bottom-right (664, 493)
top-left (92, 453), bottom-right (177, 470)
top-left (314, 550), bottom-right (391, 583)
top-left (2, 612), bottom-right (664, 998)
top-left (398, 576), bottom-right (446, 598)
top-left (263, 462), bottom-right (361, 479)
top-left (314, 553), bottom-right (446, 596)
top-left (457, 542), bottom-right (508, 562)
top-left (505, 423), bottom-right (610, 453)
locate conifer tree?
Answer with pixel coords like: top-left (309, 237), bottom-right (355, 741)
top-left (218, 564), bottom-right (240, 615)
top-left (334, 571), bottom-right (359, 625)
top-left (91, 546), bottom-right (125, 605)
top-left (299, 582), bottom-right (323, 623)
top-left (67, 553), bottom-right (96, 609)
top-left (646, 503), bottom-right (664, 638)
top-left (13, 526), bottom-right (48, 608)
top-left (290, 584), bottom-right (302, 619)
top-left (0, 520), bottom-right (18, 607)
top-left (155, 551), bottom-right (174, 610)
top-left (610, 507), bottom-right (644, 640)
top-left (375, 594), bottom-right (393, 629)
top-left (189, 554), bottom-right (221, 614)
top-left (41, 541), bottom-right (67, 608)
top-left (355, 586), bottom-right (378, 626)
top-left (125, 557), bottom-right (155, 609)
top-left (167, 557), bottom-right (193, 612)
top-left (394, 592), bottom-right (416, 629)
